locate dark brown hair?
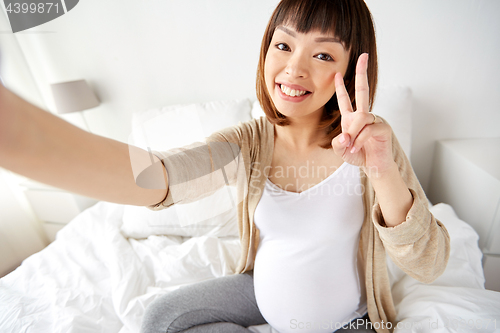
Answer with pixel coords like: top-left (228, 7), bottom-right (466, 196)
top-left (256, 0), bottom-right (378, 149)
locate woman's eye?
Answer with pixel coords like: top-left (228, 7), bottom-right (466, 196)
top-left (276, 43), bottom-right (290, 51)
top-left (316, 53), bottom-right (333, 61)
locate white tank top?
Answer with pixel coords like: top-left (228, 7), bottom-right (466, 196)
top-left (253, 162), bottom-right (367, 333)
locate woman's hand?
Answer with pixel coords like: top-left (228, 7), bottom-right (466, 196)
top-left (331, 53), bottom-right (394, 178)
top-left (331, 53), bottom-right (414, 227)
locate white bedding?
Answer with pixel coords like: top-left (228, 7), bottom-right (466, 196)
top-left (1, 201), bottom-right (499, 333)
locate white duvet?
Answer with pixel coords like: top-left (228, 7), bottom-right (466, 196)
top-left (1, 201), bottom-right (499, 333)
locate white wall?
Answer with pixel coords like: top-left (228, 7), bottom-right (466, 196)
top-left (1, 0), bottom-right (280, 139)
top-left (365, 0), bottom-right (500, 191)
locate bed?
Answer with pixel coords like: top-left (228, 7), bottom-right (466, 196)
top-left (1, 88), bottom-right (499, 333)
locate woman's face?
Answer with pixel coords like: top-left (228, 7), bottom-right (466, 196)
top-left (264, 25), bottom-right (350, 122)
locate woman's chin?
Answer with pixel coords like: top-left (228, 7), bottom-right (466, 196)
top-left (274, 104), bottom-right (324, 122)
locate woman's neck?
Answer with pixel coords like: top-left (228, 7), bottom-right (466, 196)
top-left (274, 114), bottom-right (328, 153)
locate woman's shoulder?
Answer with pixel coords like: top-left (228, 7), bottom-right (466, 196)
top-left (207, 116), bottom-right (274, 146)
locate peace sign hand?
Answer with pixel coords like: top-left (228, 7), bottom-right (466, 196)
top-left (331, 53), bottom-right (394, 178)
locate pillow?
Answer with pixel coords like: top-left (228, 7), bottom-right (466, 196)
top-left (386, 203), bottom-right (500, 332)
top-left (130, 99), bottom-right (253, 151)
top-left (251, 100), bottom-right (265, 120)
top-left (251, 86), bottom-right (413, 157)
top-left (123, 99), bottom-right (253, 239)
top-left (387, 203), bottom-right (485, 292)
top-left (386, 203), bottom-right (487, 323)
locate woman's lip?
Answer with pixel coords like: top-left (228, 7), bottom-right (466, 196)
top-left (277, 82), bottom-right (310, 92)
top-left (276, 83), bottom-right (311, 102)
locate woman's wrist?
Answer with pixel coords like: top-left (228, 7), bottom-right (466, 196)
top-left (366, 160), bottom-right (413, 227)
top-left (362, 158), bottom-right (398, 181)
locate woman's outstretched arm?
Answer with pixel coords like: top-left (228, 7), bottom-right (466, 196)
top-left (0, 84), bottom-right (168, 206)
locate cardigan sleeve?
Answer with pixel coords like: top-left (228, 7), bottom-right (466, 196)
top-left (146, 125), bottom-right (245, 211)
top-left (370, 119), bottom-right (451, 284)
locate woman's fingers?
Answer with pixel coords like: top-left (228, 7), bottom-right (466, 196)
top-left (345, 112), bottom-right (376, 150)
top-left (349, 121), bottom-right (386, 154)
top-left (335, 53), bottom-right (370, 134)
top-left (331, 132), bottom-right (351, 157)
top-left (335, 53), bottom-right (370, 145)
top-left (334, 72), bottom-right (353, 116)
top-left (355, 53), bottom-right (370, 113)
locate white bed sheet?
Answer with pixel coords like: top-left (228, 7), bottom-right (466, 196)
top-left (1, 201), bottom-right (499, 333)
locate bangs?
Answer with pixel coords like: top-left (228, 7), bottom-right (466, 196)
top-left (274, 0), bottom-right (355, 51)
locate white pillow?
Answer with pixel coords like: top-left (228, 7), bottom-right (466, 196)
top-left (387, 203), bottom-right (500, 332)
top-left (386, 203), bottom-right (490, 329)
top-left (130, 99), bottom-right (253, 151)
top-left (387, 203), bottom-right (485, 292)
top-left (251, 86), bottom-right (413, 157)
top-left (251, 100), bottom-right (266, 119)
top-left (123, 99), bottom-right (253, 239)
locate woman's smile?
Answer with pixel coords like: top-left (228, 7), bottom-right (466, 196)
top-left (264, 25), bottom-right (349, 120)
top-left (276, 82), bottom-right (311, 102)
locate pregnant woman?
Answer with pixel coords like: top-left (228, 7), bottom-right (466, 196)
top-left (0, 0), bottom-right (450, 332)
top-left (139, 0), bottom-right (450, 332)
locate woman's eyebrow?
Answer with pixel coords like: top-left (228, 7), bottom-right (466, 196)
top-left (314, 36), bottom-right (342, 44)
top-left (276, 26), bottom-right (341, 44)
top-left (277, 26), bottom-right (297, 37)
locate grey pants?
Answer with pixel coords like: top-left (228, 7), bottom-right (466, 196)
top-left (140, 271), bottom-right (376, 333)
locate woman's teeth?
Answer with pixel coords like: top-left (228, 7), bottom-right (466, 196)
top-left (280, 84), bottom-right (307, 97)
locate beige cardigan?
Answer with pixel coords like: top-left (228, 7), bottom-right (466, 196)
top-left (149, 116), bottom-right (450, 333)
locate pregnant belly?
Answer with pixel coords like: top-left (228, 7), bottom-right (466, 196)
top-left (253, 243), bottom-right (362, 333)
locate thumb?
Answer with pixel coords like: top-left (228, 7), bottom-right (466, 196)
top-left (332, 133), bottom-right (350, 157)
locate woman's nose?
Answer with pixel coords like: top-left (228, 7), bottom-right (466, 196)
top-left (285, 53), bottom-right (308, 78)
